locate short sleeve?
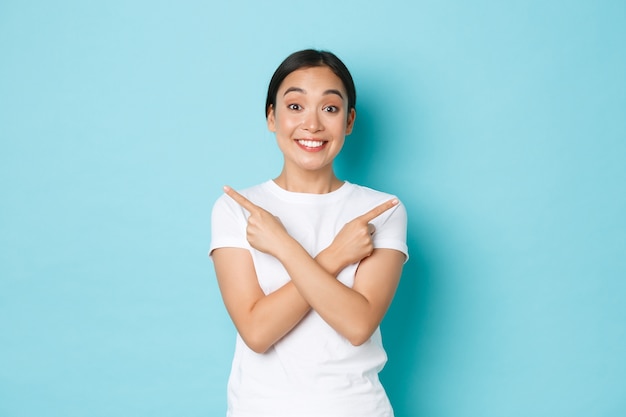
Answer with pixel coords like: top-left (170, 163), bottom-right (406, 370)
top-left (208, 194), bottom-right (250, 258)
top-left (372, 200), bottom-right (409, 262)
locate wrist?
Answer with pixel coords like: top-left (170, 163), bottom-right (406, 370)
top-left (315, 246), bottom-right (344, 277)
top-left (273, 234), bottom-right (304, 262)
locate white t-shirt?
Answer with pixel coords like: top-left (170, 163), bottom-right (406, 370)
top-left (209, 180), bottom-right (408, 417)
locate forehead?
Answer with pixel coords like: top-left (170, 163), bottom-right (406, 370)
top-left (278, 66), bottom-right (346, 95)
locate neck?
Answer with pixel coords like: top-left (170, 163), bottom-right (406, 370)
top-left (273, 167), bottom-right (343, 194)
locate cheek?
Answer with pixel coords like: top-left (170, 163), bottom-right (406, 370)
top-left (332, 118), bottom-right (349, 134)
top-left (276, 114), bottom-right (301, 132)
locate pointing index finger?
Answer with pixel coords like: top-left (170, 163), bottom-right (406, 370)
top-left (359, 198), bottom-right (399, 223)
top-left (223, 185), bottom-right (258, 212)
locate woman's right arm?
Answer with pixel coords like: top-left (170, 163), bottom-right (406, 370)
top-left (213, 247), bottom-right (309, 353)
top-left (212, 246), bottom-right (346, 354)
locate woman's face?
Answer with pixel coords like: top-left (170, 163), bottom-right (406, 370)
top-left (267, 66), bottom-right (356, 175)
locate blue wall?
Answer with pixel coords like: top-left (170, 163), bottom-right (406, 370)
top-left (1, 1), bottom-right (625, 416)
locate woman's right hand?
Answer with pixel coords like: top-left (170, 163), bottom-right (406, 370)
top-left (323, 199), bottom-right (398, 272)
top-left (223, 186), bottom-right (292, 257)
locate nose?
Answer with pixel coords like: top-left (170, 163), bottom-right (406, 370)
top-left (302, 109), bottom-right (323, 132)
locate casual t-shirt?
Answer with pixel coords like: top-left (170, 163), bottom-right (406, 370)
top-left (210, 180), bottom-right (408, 417)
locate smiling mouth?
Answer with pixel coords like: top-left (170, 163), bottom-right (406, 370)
top-left (296, 139), bottom-right (326, 149)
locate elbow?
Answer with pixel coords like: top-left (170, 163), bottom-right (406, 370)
top-left (246, 341), bottom-right (270, 354)
top-left (241, 331), bottom-right (273, 354)
top-left (348, 334), bottom-right (371, 347)
top-left (247, 343), bottom-right (271, 354)
top-left (346, 324), bottom-right (376, 347)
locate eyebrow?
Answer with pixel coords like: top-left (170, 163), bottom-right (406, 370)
top-left (283, 87), bottom-right (344, 99)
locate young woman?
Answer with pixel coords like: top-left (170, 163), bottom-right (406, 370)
top-left (210, 49), bottom-right (408, 417)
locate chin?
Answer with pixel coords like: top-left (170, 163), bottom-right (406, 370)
top-left (294, 160), bottom-right (332, 172)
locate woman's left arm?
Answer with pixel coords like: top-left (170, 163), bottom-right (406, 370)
top-left (276, 241), bottom-right (405, 346)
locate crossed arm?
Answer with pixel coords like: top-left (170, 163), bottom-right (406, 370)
top-left (212, 186), bottom-right (406, 353)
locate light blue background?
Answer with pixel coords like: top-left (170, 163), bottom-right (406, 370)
top-left (1, 1), bottom-right (625, 416)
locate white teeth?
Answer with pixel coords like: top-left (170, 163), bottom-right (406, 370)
top-left (298, 139), bottom-right (324, 148)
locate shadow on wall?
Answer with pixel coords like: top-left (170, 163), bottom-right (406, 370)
top-left (334, 102), bottom-right (374, 185)
top-left (381, 228), bottom-right (437, 416)
top-left (336, 79), bottom-right (436, 415)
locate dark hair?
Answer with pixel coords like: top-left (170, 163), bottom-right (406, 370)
top-left (265, 49), bottom-right (357, 118)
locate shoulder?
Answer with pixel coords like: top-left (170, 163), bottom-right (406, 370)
top-left (345, 182), bottom-right (408, 223)
top-left (346, 182), bottom-right (397, 201)
top-left (211, 182), bottom-right (270, 218)
top-left (212, 182), bottom-right (270, 205)
top-left (345, 183), bottom-right (404, 210)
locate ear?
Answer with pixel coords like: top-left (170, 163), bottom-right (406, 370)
top-left (345, 108), bottom-right (356, 135)
top-left (267, 105), bottom-right (276, 132)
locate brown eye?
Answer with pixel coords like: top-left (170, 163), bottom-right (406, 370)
top-left (323, 105), bottom-right (338, 113)
top-left (288, 104), bottom-right (302, 111)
